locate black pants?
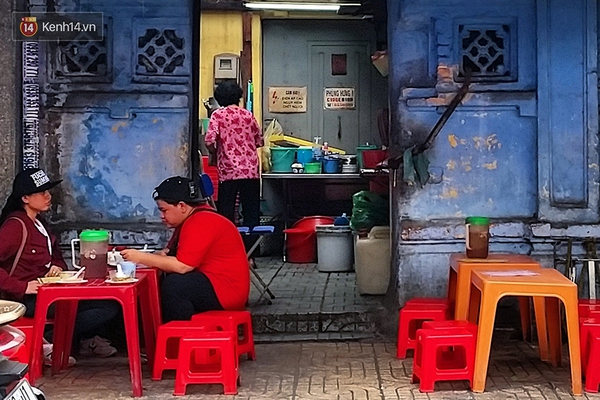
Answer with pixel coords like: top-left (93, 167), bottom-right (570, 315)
top-left (217, 178), bottom-right (261, 227)
top-left (22, 295), bottom-right (120, 343)
top-left (161, 270), bottom-right (223, 322)
top-left (218, 178), bottom-right (260, 255)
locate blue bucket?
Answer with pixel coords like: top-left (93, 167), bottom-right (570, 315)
top-left (323, 157), bottom-right (341, 173)
top-left (296, 147), bottom-right (313, 165)
top-left (271, 147), bottom-right (296, 173)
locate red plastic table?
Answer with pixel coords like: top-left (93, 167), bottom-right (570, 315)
top-left (135, 267), bottom-right (162, 334)
top-left (29, 275), bottom-right (156, 397)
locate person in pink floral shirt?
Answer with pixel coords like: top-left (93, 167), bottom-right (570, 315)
top-left (205, 81), bottom-right (264, 228)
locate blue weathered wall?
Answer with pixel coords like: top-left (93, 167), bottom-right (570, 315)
top-left (35, 0), bottom-right (191, 244)
top-left (388, 0), bottom-right (599, 303)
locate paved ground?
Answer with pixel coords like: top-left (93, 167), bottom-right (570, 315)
top-left (37, 339), bottom-right (600, 399)
top-left (31, 257), bottom-right (600, 399)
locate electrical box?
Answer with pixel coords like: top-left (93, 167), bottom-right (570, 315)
top-left (214, 53), bottom-right (240, 80)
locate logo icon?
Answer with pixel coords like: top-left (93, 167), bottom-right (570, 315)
top-left (19, 16), bottom-right (38, 38)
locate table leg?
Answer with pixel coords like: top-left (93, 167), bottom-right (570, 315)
top-left (562, 291), bottom-right (583, 395)
top-left (532, 296), bottom-right (549, 361)
top-left (121, 296), bottom-right (143, 397)
top-left (30, 297), bottom-right (50, 385)
top-left (471, 287), bottom-right (499, 392)
top-left (52, 300), bottom-right (78, 373)
top-left (447, 268), bottom-right (457, 309)
top-left (518, 297), bottom-right (531, 342)
top-left (139, 277), bottom-right (156, 368)
top-left (545, 297), bottom-right (562, 367)
top-left (454, 269), bottom-right (472, 320)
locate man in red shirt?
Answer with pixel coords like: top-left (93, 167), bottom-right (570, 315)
top-left (121, 176), bottom-right (249, 322)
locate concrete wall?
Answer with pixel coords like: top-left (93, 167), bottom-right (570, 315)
top-left (388, 0), bottom-right (599, 305)
top-left (0, 0), bottom-right (19, 200)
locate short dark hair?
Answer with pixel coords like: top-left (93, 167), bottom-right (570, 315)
top-left (214, 81), bottom-right (243, 107)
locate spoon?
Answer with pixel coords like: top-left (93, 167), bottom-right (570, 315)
top-left (116, 264), bottom-right (127, 278)
top-left (72, 267), bottom-right (85, 280)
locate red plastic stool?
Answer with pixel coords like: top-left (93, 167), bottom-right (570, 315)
top-left (396, 302), bottom-right (449, 359)
top-left (9, 316), bottom-right (54, 380)
top-left (153, 321), bottom-right (212, 380)
top-left (174, 331), bottom-right (238, 396)
top-left (406, 297), bottom-right (454, 318)
top-left (580, 317), bottom-right (600, 376)
top-left (422, 320), bottom-right (477, 333)
top-left (584, 328), bottom-right (600, 392)
top-left (411, 327), bottom-right (476, 392)
top-left (192, 310), bottom-right (256, 361)
top-left (579, 299), bottom-right (600, 318)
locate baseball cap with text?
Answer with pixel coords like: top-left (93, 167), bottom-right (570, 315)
top-left (12, 168), bottom-right (62, 198)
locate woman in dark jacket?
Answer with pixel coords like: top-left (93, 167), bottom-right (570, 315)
top-left (0, 168), bottom-right (119, 360)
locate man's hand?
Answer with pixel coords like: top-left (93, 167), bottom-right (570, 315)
top-left (120, 249), bottom-right (144, 263)
top-left (26, 280), bottom-right (40, 294)
top-left (45, 265), bottom-right (63, 277)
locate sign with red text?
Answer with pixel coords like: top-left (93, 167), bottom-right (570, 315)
top-left (268, 86), bottom-right (307, 113)
top-left (323, 87), bottom-right (355, 110)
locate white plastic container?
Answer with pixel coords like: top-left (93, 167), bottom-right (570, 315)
top-left (315, 225), bottom-right (354, 272)
top-left (354, 226), bottom-right (391, 294)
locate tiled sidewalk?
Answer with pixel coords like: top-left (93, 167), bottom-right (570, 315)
top-left (247, 257), bottom-right (389, 340)
top-left (37, 339), bottom-right (598, 399)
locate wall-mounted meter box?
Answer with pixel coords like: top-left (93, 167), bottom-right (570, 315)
top-left (214, 53), bottom-right (240, 80)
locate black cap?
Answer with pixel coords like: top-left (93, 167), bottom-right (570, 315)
top-left (153, 176), bottom-right (202, 203)
top-left (13, 168), bottom-right (62, 197)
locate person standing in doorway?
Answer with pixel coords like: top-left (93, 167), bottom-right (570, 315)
top-left (205, 81), bottom-right (264, 229)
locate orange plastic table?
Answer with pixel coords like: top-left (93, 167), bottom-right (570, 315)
top-left (467, 268), bottom-right (581, 395)
top-left (29, 275), bottom-right (156, 397)
top-left (447, 253), bottom-right (548, 358)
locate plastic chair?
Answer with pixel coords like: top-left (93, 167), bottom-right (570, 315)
top-left (411, 327), bottom-right (476, 392)
top-left (396, 302), bottom-right (449, 359)
top-left (579, 317), bottom-right (600, 376)
top-left (584, 327), bottom-right (600, 392)
top-left (579, 299), bottom-right (600, 318)
top-left (198, 173), bottom-right (216, 208)
top-left (174, 331), bottom-right (238, 396)
top-left (192, 310), bottom-right (256, 361)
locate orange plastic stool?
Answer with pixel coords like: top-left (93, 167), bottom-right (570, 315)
top-left (411, 327), bottom-right (476, 392)
top-left (192, 310), bottom-right (256, 361)
top-left (397, 302), bottom-right (449, 359)
top-left (174, 331), bottom-right (238, 396)
top-left (580, 317), bottom-right (600, 376)
top-left (152, 321), bottom-right (211, 380)
top-left (580, 299), bottom-right (600, 318)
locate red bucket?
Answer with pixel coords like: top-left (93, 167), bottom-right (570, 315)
top-left (284, 228), bottom-right (317, 263)
top-left (362, 149), bottom-right (388, 168)
top-left (292, 216), bottom-right (335, 231)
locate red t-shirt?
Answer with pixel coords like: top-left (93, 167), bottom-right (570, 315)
top-left (175, 208), bottom-right (249, 310)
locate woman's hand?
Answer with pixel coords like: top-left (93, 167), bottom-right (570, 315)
top-left (45, 265), bottom-right (63, 278)
top-left (26, 280), bottom-right (40, 294)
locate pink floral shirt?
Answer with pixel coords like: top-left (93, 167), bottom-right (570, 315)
top-left (205, 106), bottom-right (263, 182)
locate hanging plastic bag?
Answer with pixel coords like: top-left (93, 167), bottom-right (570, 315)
top-left (261, 118), bottom-right (283, 172)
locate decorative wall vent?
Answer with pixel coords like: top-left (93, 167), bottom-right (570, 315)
top-left (136, 28), bottom-right (186, 76)
top-left (458, 24), bottom-right (516, 82)
top-left (51, 29), bottom-right (109, 80)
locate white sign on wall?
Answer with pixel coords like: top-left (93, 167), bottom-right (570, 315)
top-left (268, 86), bottom-right (307, 113)
top-left (324, 87), bottom-right (355, 110)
